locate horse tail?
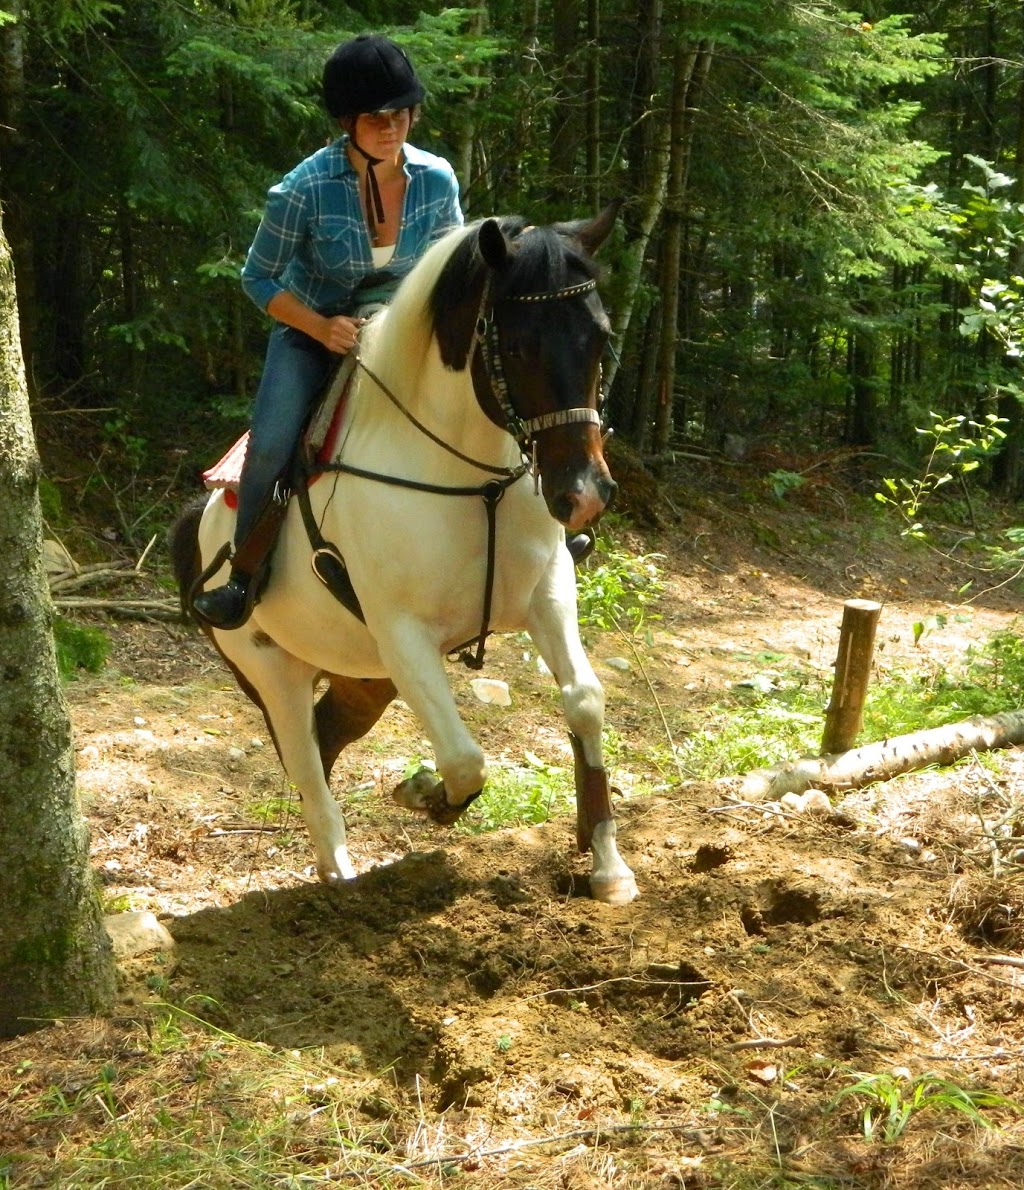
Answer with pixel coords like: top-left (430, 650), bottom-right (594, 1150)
top-left (167, 495), bottom-right (209, 621)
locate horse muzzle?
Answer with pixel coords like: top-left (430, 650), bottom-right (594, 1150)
top-left (547, 465), bottom-right (617, 531)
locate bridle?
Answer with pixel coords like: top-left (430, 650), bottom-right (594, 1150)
top-left (472, 272), bottom-right (604, 453)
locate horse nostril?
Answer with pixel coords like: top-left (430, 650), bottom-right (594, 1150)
top-left (601, 477), bottom-right (618, 508)
top-left (552, 494), bottom-right (574, 523)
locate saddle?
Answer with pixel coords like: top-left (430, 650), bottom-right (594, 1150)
top-left (201, 351), bottom-right (356, 500)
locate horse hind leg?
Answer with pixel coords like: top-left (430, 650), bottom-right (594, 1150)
top-left (315, 675), bottom-right (396, 777)
top-left (212, 639), bottom-right (359, 884)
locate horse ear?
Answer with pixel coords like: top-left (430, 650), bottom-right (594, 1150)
top-left (554, 198), bottom-right (623, 256)
top-left (478, 219), bottom-right (511, 270)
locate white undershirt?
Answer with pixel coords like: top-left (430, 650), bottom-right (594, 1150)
top-left (371, 244), bottom-right (396, 267)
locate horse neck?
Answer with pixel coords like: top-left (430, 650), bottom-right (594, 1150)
top-left (344, 337), bottom-right (520, 477)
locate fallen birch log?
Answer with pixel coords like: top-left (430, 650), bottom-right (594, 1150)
top-left (740, 710), bottom-right (1024, 800)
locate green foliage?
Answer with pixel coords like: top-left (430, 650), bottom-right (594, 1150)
top-left (575, 539), bottom-right (664, 633)
top-left (875, 412), bottom-right (1006, 538)
top-left (53, 617), bottom-right (110, 680)
top-left (765, 469), bottom-right (806, 501)
top-left (675, 679), bottom-right (825, 779)
top-left (456, 752), bottom-right (574, 834)
top-left (831, 1069), bottom-right (1018, 1143)
top-left (676, 627), bottom-right (1024, 778)
top-left (865, 629), bottom-right (1024, 737)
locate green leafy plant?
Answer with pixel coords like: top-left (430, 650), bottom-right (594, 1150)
top-left (765, 469), bottom-right (806, 501)
top-left (831, 1069), bottom-right (1017, 1143)
top-left (875, 411), bottom-right (1006, 539)
top-left (575, 540), bottom-right (664, 633)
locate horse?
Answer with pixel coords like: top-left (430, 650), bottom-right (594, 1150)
top-left (169, 203), bottom-right (638, 906)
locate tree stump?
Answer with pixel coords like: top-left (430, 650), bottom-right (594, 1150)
top-left (821, 598), bottom-right (882, 755)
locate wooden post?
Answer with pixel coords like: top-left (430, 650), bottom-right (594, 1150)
top-left (821, 599), bottom-right (882, 756)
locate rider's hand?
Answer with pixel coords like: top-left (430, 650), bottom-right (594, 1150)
top-left (320, 315), bottom-right (364, 355)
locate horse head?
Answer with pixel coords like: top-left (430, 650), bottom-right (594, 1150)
top-left (431, 203), bottom-right (621, 533)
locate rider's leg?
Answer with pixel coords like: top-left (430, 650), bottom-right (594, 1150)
top-left (193, 325), bottom-right (333, 630)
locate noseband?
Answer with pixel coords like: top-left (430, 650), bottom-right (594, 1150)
top-left (472, 274), bottom-right (604, 449)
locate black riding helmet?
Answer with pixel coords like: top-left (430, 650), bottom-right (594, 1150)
top-left (323, 35), bottom-right (426, 244)
top-left (322, 34), bottom-right (425, 119)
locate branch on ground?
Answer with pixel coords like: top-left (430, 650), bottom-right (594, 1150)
top-left (739, 711), bottom-right (1024, 799)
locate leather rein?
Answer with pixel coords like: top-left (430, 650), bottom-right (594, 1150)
top-left (301, 272), bottom-right (603, 670)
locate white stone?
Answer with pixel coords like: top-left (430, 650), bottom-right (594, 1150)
top-left (470, 678), bottom-right (512, 706)
top-left (605, 657), bottom-right (631, 671)
top-left (799, 790), bottom-right (832, 816)
top-left (103, 911), bottom-right (175, 959)
top-left (42, 539), bottom-right (75, 575)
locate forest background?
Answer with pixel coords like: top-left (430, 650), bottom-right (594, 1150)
top-left (0, 0), bottom-right (1023, 515)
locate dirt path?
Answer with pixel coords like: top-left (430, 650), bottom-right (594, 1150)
top-left (7, 465), bottom-right (1024, 1187)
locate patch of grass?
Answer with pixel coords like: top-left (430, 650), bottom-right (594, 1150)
top-left (675, 627), bottom-right (1024, 779)
top-left (674, 672), bottom-right (826, 780)
top-left (246, 795), bottom-right (295, 825)
top-left (864, 627), bottom-right (1024, 737)
top-left (4, 1007), bottom-right (400, 1189)
top-left (53, 616), bottom-right (110, 680)
top-left (457, 753), bottom-right (574, 834)
top-left (830, 1069), bottom-right (1019, 1143)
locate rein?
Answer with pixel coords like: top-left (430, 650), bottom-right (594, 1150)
top-left (304, 269), bottom-right (604, 669)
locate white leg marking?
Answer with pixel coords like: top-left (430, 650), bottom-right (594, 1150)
top-left (372, 621), bottom-right (486, 807)
top-left (527, 553), bottom-right (638, 903)
top-left (214, 632), bottom-right (355, 884)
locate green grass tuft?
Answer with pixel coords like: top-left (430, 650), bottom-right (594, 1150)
top-left (53, 617), bottom-right (110, 680)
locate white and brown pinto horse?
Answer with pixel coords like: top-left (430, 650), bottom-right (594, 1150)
top-left (170, 205), bottom-right (638, 905)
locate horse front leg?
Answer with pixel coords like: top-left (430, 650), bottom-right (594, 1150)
top-left (373, 623), bottom-right (486, 824)
top-left (527, 555), bottom-right (639, 905)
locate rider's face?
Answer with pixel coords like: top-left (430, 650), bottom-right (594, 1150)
top-left (354, 108), bottom-right (411, 162)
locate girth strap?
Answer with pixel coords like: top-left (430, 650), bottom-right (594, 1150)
top-left (294, 456), bottom-right (527, 668)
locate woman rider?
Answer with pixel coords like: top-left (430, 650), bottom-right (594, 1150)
top-left (194, 34), bottom-right (464, 629)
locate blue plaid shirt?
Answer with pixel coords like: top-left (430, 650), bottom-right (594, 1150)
top-left (241, 138), bottom-right (463, 314)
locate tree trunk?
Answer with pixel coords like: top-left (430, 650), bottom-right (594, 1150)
top-left (820, 600), bottom-right (881, 755)
top-left (549, 0), bottom-right (583, 203)
top-left (584, 0), bottom-right (600, 210)
top-left (0, 217), bottom-right (116, 1037)
top-left (740, 711), bottom-right (1024, 801)
top-left (452, 3), bottom-right (488, 214)
top-left (0, 0), bottom-right (37, 373)
top-left (652, 41), bottom-right (712, 455)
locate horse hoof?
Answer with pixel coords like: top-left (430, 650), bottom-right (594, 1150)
top-left (392, 767), bottom-right (438, 811)
top-left (317, 855), bottom-right (357, 884)
top-left (590, 874), bottom-right (639, 905)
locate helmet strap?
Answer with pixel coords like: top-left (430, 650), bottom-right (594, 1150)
top-left (349, 134), bottom-right (386, 245)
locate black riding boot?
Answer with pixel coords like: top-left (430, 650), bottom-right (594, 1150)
top-left (567, 529), bottom-right (597, 565)
top-left (192, 569), bottom-right (255, 630)
top-left (191, 482), bottom-right (289, 630)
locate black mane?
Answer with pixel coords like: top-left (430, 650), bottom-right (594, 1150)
top-left (429, 217), bottom-right (600, 370)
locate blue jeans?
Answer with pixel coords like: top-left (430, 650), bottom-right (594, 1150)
top-left (235, 323), bottom-right (334, 545)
